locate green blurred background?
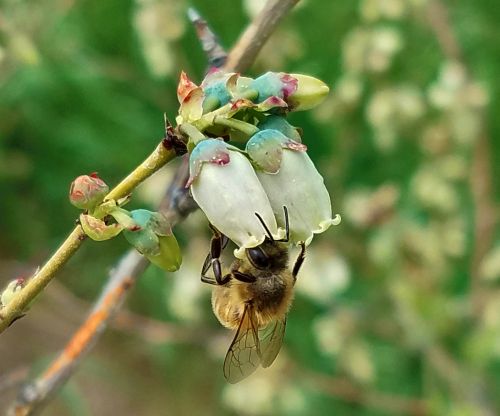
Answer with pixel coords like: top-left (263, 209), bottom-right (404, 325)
top-left (1, 0), bottom-right (499, 414)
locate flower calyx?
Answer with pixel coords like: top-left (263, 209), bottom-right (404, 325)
top-left (246, 129), bottom-right (307, 174)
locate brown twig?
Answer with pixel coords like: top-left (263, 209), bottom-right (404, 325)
top-left (425, 1), bottom-right (463, 62)
top-left (9, 251), bottom-right (147, 416)
top-left (223, 0), bottom-right (300, 72)
top-left (187, 7), bottom-right (227, 68)
top-left (9, 2), bottom-right (299, 414)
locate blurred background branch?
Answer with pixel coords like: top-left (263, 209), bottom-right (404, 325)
top-left (426, 0), bottom-right (498, 318)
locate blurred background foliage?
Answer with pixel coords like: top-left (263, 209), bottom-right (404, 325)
top-left (1, 0), bottom-right (500, 414)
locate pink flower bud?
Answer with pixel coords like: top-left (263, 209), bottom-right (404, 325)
top-left (69, 173), bottom-right (109, 211)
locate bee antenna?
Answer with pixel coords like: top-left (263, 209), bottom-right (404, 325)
top-left (283, 206), bottom-right (290, 242)
top-left (254, 212), bottom-right (274, 241)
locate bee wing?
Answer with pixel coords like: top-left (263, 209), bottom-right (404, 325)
top-left (259, 317), bottom-right (287, 368)
top-left (223, 303), bottom-right (262, 383)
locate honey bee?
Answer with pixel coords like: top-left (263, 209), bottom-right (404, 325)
top-left (201, 207), bottom-right (306, 383)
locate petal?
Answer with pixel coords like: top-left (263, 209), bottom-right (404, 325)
top-left (179, 86), bottom-right (204, 123)
top-left (255, 96), bottom-right (288, 112)
top-left (190, 143), bottom-right (285, 252)
top-left (255, 150), bottom-right (339, 245)
top-left (227, 75), bottom-right (258, 101)
top-left (177, 71), bottom-right (198, 104)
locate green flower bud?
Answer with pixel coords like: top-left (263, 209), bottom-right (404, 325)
top-left (201, 69), bottom-right (234, 111)
top-left (286, 74), bottom-right (330, 111)
top-left (69, 173), bottom-right (109, 211)
top-left (147, 234), bottom-right (182, 272)
top-left (122, 209), bottom-right (181, 272)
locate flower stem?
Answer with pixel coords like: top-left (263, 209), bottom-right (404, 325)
top-left (212, 116), bottom-right (259, 136)
top-left (0, 140), bottom-right (178, 333)
top-left (179, 123), bottom-right (207, 146)
top-left (105, 141), bottom-right (177, 202)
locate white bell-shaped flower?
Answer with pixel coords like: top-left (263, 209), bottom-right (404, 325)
top-left (188, 138), bottom-right (285, 257)
top-left (247, 129), bottom-right (340, 245)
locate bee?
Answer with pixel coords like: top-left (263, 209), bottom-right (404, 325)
top-left (201, 207), bottom-right (306, 383)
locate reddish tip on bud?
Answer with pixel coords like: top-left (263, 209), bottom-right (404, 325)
top-left (69, 174), bottom-right (109, 211)
top-left (177, 71), bottom-right (198, 104)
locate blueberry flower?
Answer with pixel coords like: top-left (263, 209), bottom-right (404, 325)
top-left (187, 138), bottom-right (285, 257)
top-left (246, 129), bottom-right (340, 245)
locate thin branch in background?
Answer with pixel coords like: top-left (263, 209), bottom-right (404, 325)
top-left (9, 251), bottom-right (147, 416)
top-left (8, 2), bottom-right (300, 414)
top-left (188, 7), bottom-right (227, 68)
top-left (425, 1), bottom-right (463, 62)
top-left (425, 0), bottom-right (498, 316)
top-left (223, 0), bottom-right (300, 72)
top-left (422, 3), bottom-right (497, 414)
top-left (159, 155), bottom-right (197, 223)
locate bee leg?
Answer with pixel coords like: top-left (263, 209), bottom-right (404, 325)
top-left (209, 223), bottom-right (229, 250)
top-left (292, 242), bottom-right (306, 282)
top-left (232, 271), bottom-right (257, 283)
top-left (201, 225), bottom-right (232, 285)
top-left (201, 258), bottom-right (232, 285)
top-left (201, 274), bottom-right (217, 285)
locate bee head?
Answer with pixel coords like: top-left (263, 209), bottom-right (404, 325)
top-left (246, 241), bottom-right (288, 271)
top-left (247, 207), bottom-right (290, 271)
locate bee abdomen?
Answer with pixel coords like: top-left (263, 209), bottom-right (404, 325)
top-left (212, 287), bottom-right (243, 330)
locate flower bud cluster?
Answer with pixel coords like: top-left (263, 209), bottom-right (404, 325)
top-left (69, 174), bottom-right (181, 271)
top-left (176, 69), bottom-right (329, 127)
top-left (180, 70), bottom-right (339, 256)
